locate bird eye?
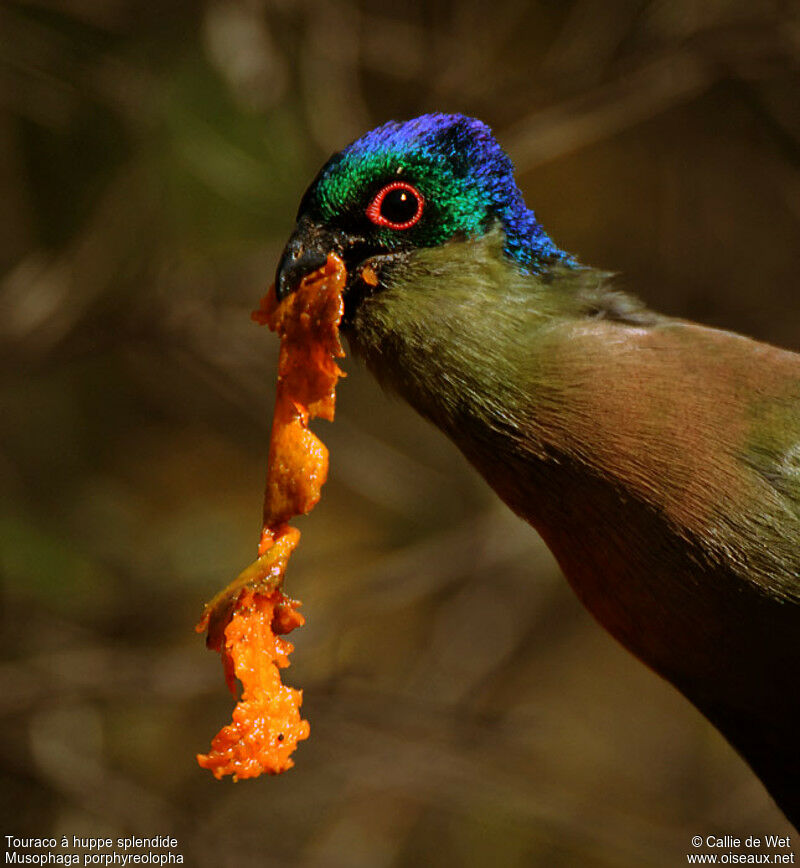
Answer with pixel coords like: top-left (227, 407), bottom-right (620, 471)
top-left (365, 182), bottom-right (424, 230)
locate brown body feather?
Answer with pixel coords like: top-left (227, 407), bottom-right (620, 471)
top-left (348, 230), bottom-right (800, 825)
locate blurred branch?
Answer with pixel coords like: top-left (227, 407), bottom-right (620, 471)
top-left (0, 642), bottom-right (216, 715)
top-left (505, 23), bottom-right (797, 170)
top-left (0, 164), bottom-right (156, 360)
top-left (505, 49), bottom-right (711, 171)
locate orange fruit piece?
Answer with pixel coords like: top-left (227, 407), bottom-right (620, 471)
top-left (197, 254), bottom-right (347, 778)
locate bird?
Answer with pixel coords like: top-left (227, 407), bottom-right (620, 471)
top-left (273, 113), bottom-right (800, 827)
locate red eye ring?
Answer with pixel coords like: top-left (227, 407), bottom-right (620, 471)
top-left (365, 182), bottom-right (424, 230)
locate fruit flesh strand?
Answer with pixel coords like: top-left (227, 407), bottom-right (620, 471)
top-left (196, 254), bottom-right (347, 778)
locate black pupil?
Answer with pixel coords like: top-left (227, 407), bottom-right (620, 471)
top-left (381, 188), bottom-right (419, 224)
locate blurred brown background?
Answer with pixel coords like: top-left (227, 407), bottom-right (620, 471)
top-left (1, 0), bottom-right (799, 865)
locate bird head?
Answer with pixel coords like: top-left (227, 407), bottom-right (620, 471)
top-left (275, 113), bottom-right (571, 323)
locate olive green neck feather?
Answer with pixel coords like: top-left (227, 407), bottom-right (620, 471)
top-left (349, 228), bottom-right (654, 443)
top-left (347, 228), bottom-right (800, 825)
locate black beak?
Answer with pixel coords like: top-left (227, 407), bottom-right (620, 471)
top-left (275, 217), bottom-right (344, 300)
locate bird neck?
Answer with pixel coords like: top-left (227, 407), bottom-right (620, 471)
top-left (347, 232), bottom-right (800, 825)
top-left (347, 227), bottom-right (644, 454)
